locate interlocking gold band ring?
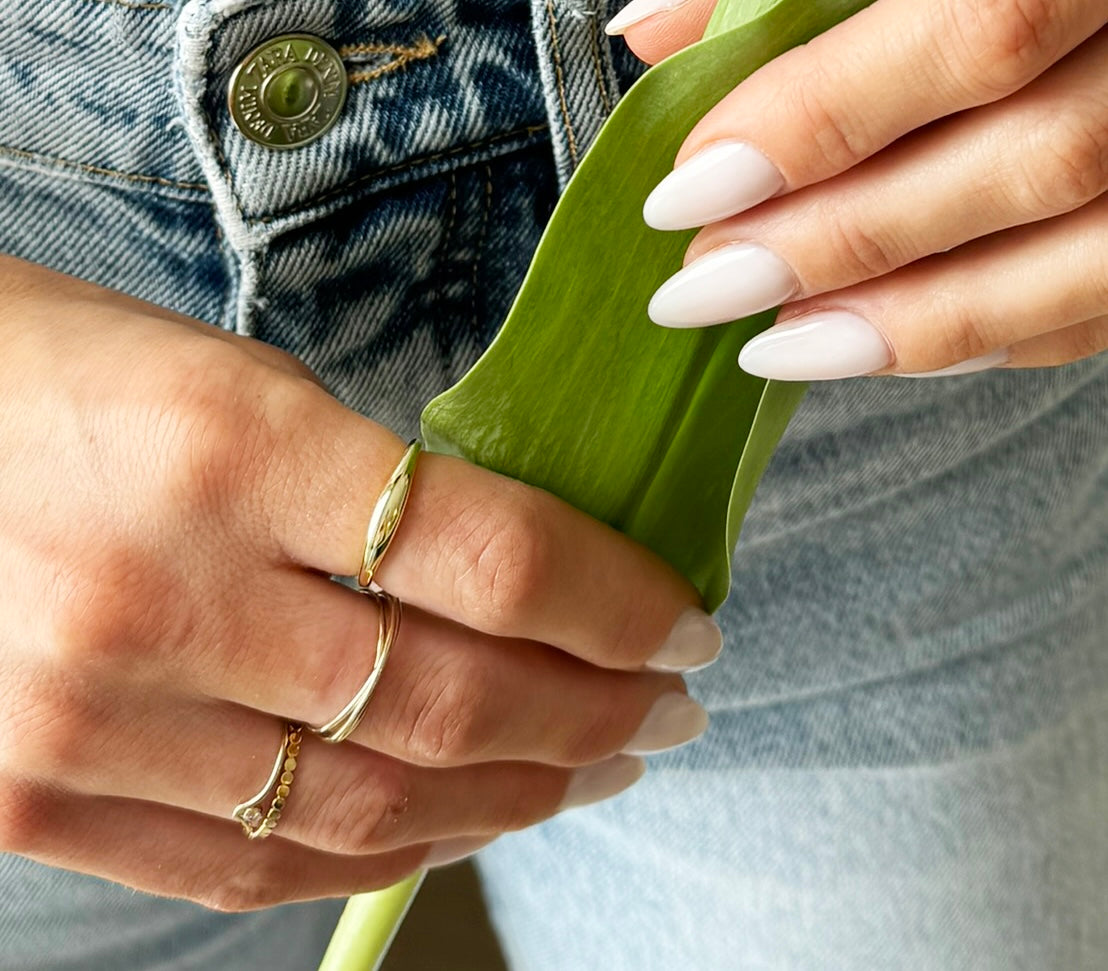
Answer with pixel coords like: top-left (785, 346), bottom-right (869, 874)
top-left (310, 589), bottom-right (402, 743)
top-left (232, 722), bottom-right (302, 840)
top-left (358, 440), bottom-right (422, 590)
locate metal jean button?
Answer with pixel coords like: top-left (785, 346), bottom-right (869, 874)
top-left (228, 33), bottom-right (348, 149)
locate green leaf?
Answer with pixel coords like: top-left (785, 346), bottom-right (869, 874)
top-left (321, 0), bottom-right (874, 967)
top-left (422, 0), bottom-right (874, 612)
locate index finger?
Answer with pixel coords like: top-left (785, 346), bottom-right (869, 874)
top-left (643, 0), bottom-right (1105, 230)
top-left (256, 383), bottom-right (721, 673)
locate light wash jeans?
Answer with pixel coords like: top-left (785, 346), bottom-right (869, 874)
top-left (1, 0), bottom-right (1106, 968)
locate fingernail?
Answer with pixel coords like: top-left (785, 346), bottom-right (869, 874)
top-left (895, 348), bottom-right (1009, 377)
top-left (559, 755), bottom-right (647, 810)
top-left (423, 835), bottom-right (492, 868)
top-left (738, 310), bottom-right (892, 380)
top-left (644, 142), bottom-right (784, 231)
top-left (647, 606), bottom-right (722, 671)
top-left (605, 0), bottom-right (689, 35)
top-left (648, 243), bottom-right (798, 328)
top-left (623, 692), bottom-right (709, 755)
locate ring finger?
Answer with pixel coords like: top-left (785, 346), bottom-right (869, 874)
top-left (10, 677), bottom-right (646, 858)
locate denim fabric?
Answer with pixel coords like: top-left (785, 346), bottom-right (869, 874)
top-left (2, 1), bottom-right (1108, 970)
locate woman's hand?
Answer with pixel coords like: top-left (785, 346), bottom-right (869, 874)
top-left (0, 257), bottom-right (718, 910)
top-left (609, 0), bottom-right (1107, 378)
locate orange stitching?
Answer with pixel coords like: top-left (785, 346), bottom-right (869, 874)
top-left (342, 35), bottom-right (445, 85)
top-left (0, 143), bottom-right (209, 193)
top-left (587, 23), bottom-right (613, 115)
top-left (544, 0), bottom-right (579, 165)
top-left (89, 0), bottom-right (171, 10)
top-left (254, 123), bottom-right (548, 223)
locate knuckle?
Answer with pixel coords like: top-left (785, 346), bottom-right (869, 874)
top-left (1018, 111), bottom-right (1108, 216)
top-left (933, 306), bottom-right (995, 369)
top-left (940, 0), bottom-right (1056, 101)
top-left (0, 780), bottom-right (52, 855)
top-left (321, 766), bottom-right (415, 854)
top-left (3, 679), bottom-right (96, 779)
top-left (825, 216), bottom-right (903, 281)
top-left (50, 547), bottom-right (150, 669)
top-left (451, 486), bottom-right (557, 634)
top-left (784, 62), bottom-right (869, 172)
top-left (404, 655), bottom-right (496, 765)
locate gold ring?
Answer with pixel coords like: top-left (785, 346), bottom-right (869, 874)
top-left (232, 722), bottom-right (302, 840)
top-left (310, 590), bottom-right (401, 744)
top-left (358, 439), bottom-right (422, 590)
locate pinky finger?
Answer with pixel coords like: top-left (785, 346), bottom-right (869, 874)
top-left (0, 782), bottom-right (432, 912)
top-left (1003, 314), bottom-right (1108, 369)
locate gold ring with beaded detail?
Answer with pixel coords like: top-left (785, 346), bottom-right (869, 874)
top-left (358, 440), bottom-right (422, 590)
top-left (232, 723), bottom-right (302, 840)
top-left (310, 590), bottom-right (401, 744)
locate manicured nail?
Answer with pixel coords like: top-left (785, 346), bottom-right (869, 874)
top-left (623, 692), bottom-right (709, 755)
top-left (738, 310), bottom-right (892, 380)
top-left (648, 243), bottom-right (798, 328)
top-left (644, 142), bottom-right (784, 231)
top-left (647, 606), bottom-right (722, 671)
top-left (423, 835), bottom-right (492, 868)
top-left (605, 0), bottom-right (689, 35)
top-left (895, 348), bottom-right (1009, 377)
top-left (559, 755), bottom-right (647, 810)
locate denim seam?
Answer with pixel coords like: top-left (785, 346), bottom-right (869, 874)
top-left (543, 0), bottom-right (579, 166)
top-left (91, 0), bottom-right (171, 9)
top-left (586, 19), bottom-right (612, 114)
top-left (0, 144), bottom-right (210, 196)
top-left (472, 163), bottom-right (493, 338)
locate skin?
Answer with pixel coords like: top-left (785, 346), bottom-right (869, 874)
top-left (625, 0), bottom-right (1108, 370)
top-left (0, 256), bottom-right (701, 911)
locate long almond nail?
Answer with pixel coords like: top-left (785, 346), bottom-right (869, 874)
top-left (647, 606), bottom-right (722, 671)
top-left (644, 141), bottom-right (784, 231)
top-left (605, 0), bottom-right (690, 35)
top-left (738, 310), bottom-right (892, 380)
top-left (623, 693), bottom-right (708, 755)
top-left (559, 755), bottom-right (646, 810)
top-left (648, 243), bottom-right (798, 328)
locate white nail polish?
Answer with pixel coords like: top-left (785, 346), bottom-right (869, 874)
top-left (605, 0), bottom-right (689, 35)
top-left (738, 311), bottom-right (892, 380)
top-left (896, 348), bottom-right (1009, 377)
top-left (648, 243), bottom-right (797, 328)
top-left (644, 142), bottom-right (784, 231)
top-left (623, 693), bottom-right (708, 755)
top-left (559, 755), bottom-right (646, 810)
top-left (423, 835), bottom-right (492, 868)
top-left (647, 606), bottom-right (722, 671)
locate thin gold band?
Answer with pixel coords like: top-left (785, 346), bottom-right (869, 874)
top-left (232, 722), bottom-right (302, 840)
top-left (310, 590), bottom-right (401, 743)
top-left (358, 440), bottom-right (422, 590)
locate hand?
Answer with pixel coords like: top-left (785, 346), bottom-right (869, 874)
top-left (0, 258), bottom-right (719, 911)
top-left (609, 0), bottom-right (1107, 378)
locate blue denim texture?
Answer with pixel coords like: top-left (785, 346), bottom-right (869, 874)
top-left (2, 0), bottom-right (1107, 969)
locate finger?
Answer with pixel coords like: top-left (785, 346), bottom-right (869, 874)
top-left (644, 0), bottom-right (1106, 230)
top-left (0, 781), bottom-right (430, 910)
top-left (736, 191), bottom-right (1108, 379)
top-left (11, 683), bottom-right (645, 856)
top-left (604, 0), bottom-right (718, 65)
top-left (652, 30), bottom-right (1108, 326)
top-left (191, 572), bottom-right (697, 766)
top-left (1002, 314), bottom-right (1108, 368)
top-left (255, 400), bottom-right (721, 672)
